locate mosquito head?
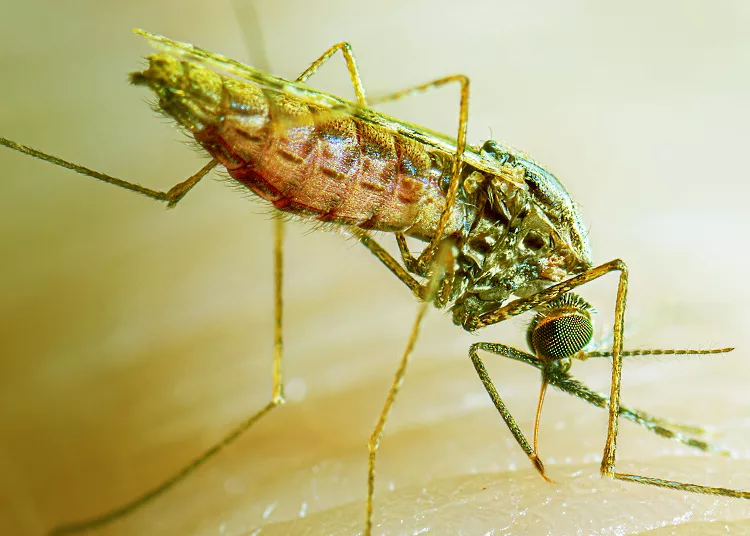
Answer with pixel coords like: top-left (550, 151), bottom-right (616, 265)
top-left (527, 293), bottom-right (594, 363)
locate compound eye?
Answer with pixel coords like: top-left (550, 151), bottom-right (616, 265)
top-left (530, 311), bottom-right (593, 360)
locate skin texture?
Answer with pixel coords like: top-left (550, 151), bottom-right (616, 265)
top-left (1, 1), bottom-right (750, 535)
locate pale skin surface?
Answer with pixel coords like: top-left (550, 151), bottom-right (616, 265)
top-left (1, 1), bottom-right (750, 535)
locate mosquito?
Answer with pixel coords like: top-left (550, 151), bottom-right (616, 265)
top-left (2, 30), bottom-right (747, 535)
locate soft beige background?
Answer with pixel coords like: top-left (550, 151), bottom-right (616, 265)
top-left (1, 1), bottom-right (749, 535)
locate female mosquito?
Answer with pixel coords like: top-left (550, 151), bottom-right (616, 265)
top-left (1, 30), bottom-right (745, 535)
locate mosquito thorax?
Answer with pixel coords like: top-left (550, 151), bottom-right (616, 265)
top-left (527, 293), bottom-right (594, 361)
top-left (449, 140), bottom-right (594, 328)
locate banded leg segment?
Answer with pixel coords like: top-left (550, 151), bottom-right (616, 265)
top-left (46, 212), bottom-right (288, 536)
top-left (615, 474), bottom-right (750, 499)
top-left (468, 343), bottom-right (550, 479)
top-left (296, 41), bottom-right (367, 105)
top-left (395, 232), bottom-right (421, 275)
top-left (1, 136), bottom-right (217, 207)
top-left (471, 342), bottom-right (732, 457)
top-left (356, 230), bottom-right (425, 300)
top-left (365, 238), bottom-right (457, 535)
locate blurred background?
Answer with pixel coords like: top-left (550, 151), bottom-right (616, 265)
top-left (1, 1), bottom-right (749, 535)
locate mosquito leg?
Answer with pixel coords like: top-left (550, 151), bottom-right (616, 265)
top-left (270, 217), bottom-right (285, 405)
top-left (474, 341), bottom-right (748, 498)
top-left (1, 136), bottom-right (218, 207)
top-left (358, 227), bottom-right (456, 309)
top-left (571, 382), bottom-right (750, 497)
top-left (583, 346), bottom-right (734, 437)
top-left (468, 343), bottom-right (551, 480)
top-left (371, 76), bottom-right (470, 274)
top-left (592, 348), bottom-right (748, 497)
top-left (395, 232), bottom-right (423, 275)
top-left (45, 216), bottom-right (286, 535)
top-left (355, 229), bottom-right (425, 300)
top-left (294, 42), bottom-right (367, 104)
top-left (614, 474), bottom-right (750, 499)
top-left (586, 347), bottom-right (734, 360)
top-left (365, 238), bottom-right (456, 535)
top-left (473, 342), bottom-right (730, 455)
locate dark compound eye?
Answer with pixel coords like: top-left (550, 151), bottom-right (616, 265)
top-left (527, 293), bottom-right (594, 360)
top-left (531, 313), bottom-right (593, 360)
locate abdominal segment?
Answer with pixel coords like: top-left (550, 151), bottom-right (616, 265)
top-left (132, 53), bottom-right (467, 242)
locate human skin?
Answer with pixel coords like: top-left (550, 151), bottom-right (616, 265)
top-left (1, 1), bottom-right (749, 535)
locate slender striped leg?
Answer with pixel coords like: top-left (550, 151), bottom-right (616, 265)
top-left (47, 216), bottom-right (285, 535)
top-left (468, 343), bottom-right (549, 479)
top-left (470, 342), bottom-right (734, 464)
top-left (395, 233), bottom-right (421, 275)
top-left (356, 230), bottom-right (425, 300)
top-left (583, 346), bottom-right (734, 444)
top-left (464, 259), bottom-right (750, 502)
top-left (365, 238), bottom-right (457, 536)
top-left (1, 136), bottom-right (218, 208)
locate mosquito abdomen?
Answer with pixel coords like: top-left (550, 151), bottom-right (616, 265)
top-left (132, 54), bottom-right (467, 241)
